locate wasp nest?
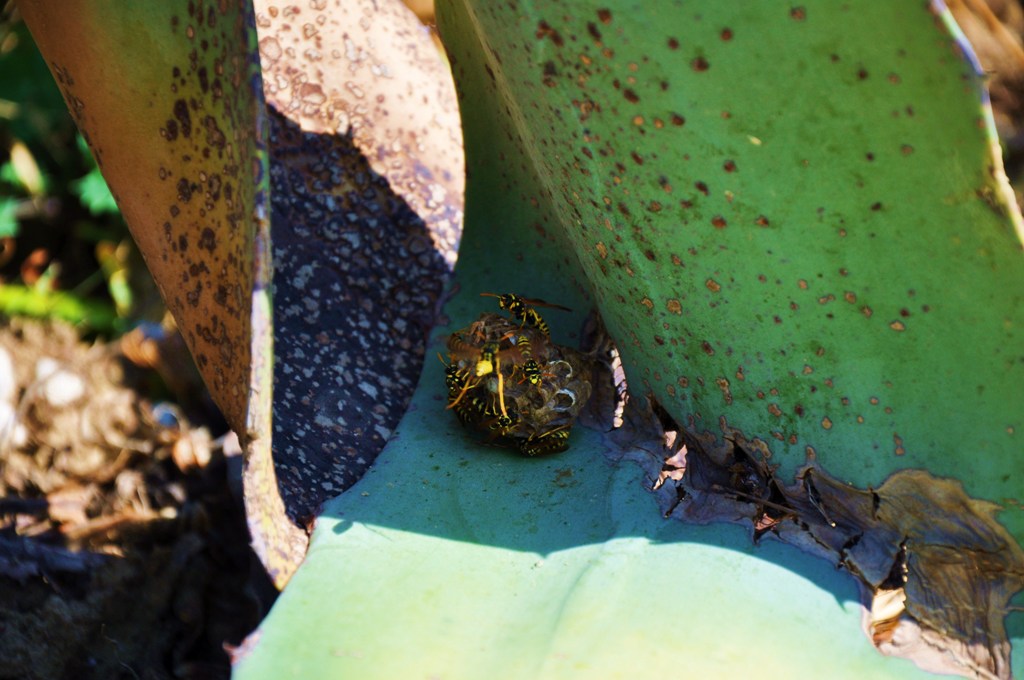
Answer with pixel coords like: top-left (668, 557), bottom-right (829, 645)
top-left (443, 298), bottom-right (591, 456)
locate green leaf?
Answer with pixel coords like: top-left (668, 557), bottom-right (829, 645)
top-left (235, 401), bottom-right (933, 679)
top-left (70, 167), bottom-right (118, 215)
top-left (0, 283), bottom-right (117, 331)
top-left (437, 0), bottom-right (1024, 672)
top-left (71, 133), bottom-right (120, 216)
top-left (0, 197), bottom-right (18, 238)
top-left (440, 0), bottom-right (1024, 512)
top-left (0, 162), bottom-right (20, 188)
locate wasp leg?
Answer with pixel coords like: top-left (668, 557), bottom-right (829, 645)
top-left (495, 355), bottom-right (508, 418)
top-left (447, 374), bottom-right (478, 410)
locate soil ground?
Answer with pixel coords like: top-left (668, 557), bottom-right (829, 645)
top-left (0, 318), bottom-right (272, 680)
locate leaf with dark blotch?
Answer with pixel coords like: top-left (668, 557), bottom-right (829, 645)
top-left (15, 0), bottom-right (311, 584)
top-left (17, 0), bottom-right (264, 435)
top-left (253, 0), bottom-right (463, 531)
top-left (20, 0), bottom-right (465, 585)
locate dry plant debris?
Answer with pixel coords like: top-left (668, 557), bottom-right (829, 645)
top-left (0, 318), bottom-right (267, 680)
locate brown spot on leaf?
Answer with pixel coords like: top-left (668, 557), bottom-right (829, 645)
top-left (176, 178), bottom-right (194, 203)
top-left (198, 227), bottom-right (217, 252)
top-left (536, 20), bottom-right (564, 47)
top-left (716, 378), bottom-right (733, 405)
top-left (173, 98), bottom-right (191, 138)
top-left (203, 115), bottom-right (226, 151)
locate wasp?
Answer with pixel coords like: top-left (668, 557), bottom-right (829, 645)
top-left (447, 332), bottom-right (522, 377)
top-left (508, 333), bottom-right (543, 385)
top-left (485, 410), bottom-right (519, 436)
top-left (480, 293), bottom-right (571, 338)
top-left (446, 332), bottom-right (523, 419)
top-left (475, 341), bottom-right (502, 377)
top-left (439, 354), bottom-right (485, 424)
top-left (519, 425), bottom-right (571, 457)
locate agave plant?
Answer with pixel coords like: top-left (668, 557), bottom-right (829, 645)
top-left (16, 0), bottom-right (1023, 677)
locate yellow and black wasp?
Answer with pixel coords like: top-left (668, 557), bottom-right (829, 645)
top-left (508, 332), bottom-right (547, 386)
top-left (439, 354), bottom-right (484, 425)
top-left (519, 425), bottom-right (571, 457)
top-left (480, 293), bottom-right (571, 338)
top-left (446, 330), bottom-right (525, 420)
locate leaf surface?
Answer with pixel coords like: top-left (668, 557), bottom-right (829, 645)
top-left (17, 0), bottom-right (266, 433)
top-left (239, 0), bottom-right (1023, 675)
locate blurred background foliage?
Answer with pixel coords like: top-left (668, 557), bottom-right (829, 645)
top-left (0, 3), bottom-right (163, 335)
